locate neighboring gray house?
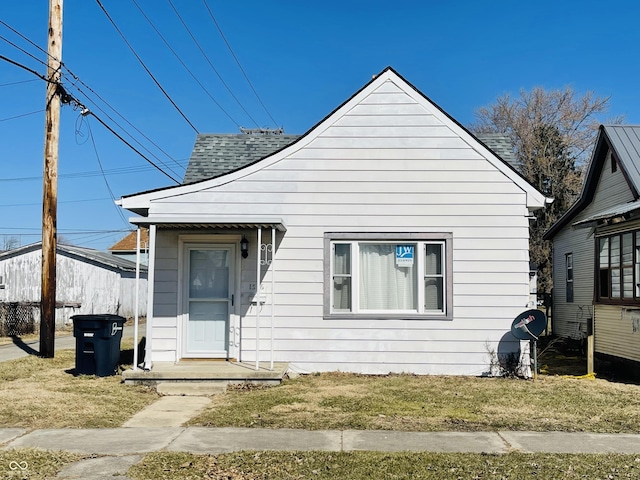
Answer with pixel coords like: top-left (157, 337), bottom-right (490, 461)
top-left (0, 242), bottom-right (147, 327)
top-left (118, 67), bottom-right (548, 375)
top-left (545, 125), bottom-right (640, 367)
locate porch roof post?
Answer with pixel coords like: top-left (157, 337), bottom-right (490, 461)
top-left (144, 224), bottom-right (156, 370)
top-left (133, 227), bottom-right (141, 371)
top-left (270, 226), bottom-right (275, 371)
top-left (255, 227), bottom-right (261, 371)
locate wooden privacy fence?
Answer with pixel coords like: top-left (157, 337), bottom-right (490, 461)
top-left (0, 302), bottom-right (37, 336)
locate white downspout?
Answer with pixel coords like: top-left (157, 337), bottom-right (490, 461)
top-left (255, 227), bottom-right (261, 371)
top-left (270, 226), bottom-right (275, 371)
top-left (144, 224), bottom-right (156, 370)
top-left (133, 227), bottom-right (141, 371)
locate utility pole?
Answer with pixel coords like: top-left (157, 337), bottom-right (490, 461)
top-left (40, 0), bottom-right (63, 358)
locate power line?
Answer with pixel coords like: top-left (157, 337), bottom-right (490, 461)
top-left (95, 0), bottom-right (199, 134)
top-left (0, 19), bottom-right (52, 60)
top-left (0, 33), bottom-right (49, 69)
top-left (0, 198), bottom-right (111, 207)
top-left (0, 53), bottom-right (181, 183)
top-left (87, 120), bottom-right (134, 227)
top-left (0, 160), bottom-right (188, 183)
top-left (0, 54), bottom-right (51, 83)
top-left (68, 83), bottom-right (185, 179)
top-left (202, 0), bottom-right (278, 127)
top-left (132, 0), bottom-right (241, 128)
top-left (64, 66), bottom-right (186, 178)
top-left (168, 0), bottom-right (260, 128)
top-left (86, 109), bottom-right (181, 184)
top-left (0, 78), bottom-right (39, 87)
top-left (0, 109), bottom-right (44, 122)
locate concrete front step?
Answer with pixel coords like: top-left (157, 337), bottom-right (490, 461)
top-left (156, 381), bottom-right (227, 396)
top-left (122, 361), bottom-right (289, 386)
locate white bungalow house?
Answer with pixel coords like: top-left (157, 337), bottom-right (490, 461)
top-left (118, 67), bottom-right (548, 376)
top-left (544, 125), bottom-right (640, 369)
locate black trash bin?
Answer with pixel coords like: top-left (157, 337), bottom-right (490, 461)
top-left (72, 314), bottom-right (126, 376)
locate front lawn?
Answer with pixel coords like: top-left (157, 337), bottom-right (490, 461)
top-left (189, 372), bottom-right (640, 433)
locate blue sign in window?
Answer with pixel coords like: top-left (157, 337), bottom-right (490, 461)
top-left (395, 245), bottom-right (414, 267)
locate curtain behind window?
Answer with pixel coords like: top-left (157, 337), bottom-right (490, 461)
top-left (359, 244), bottom-right (416, 310)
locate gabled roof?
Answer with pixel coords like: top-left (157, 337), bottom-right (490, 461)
top-left (544, 125), bottom-right (640, 240)
top-left (119, 66), bottom-right (548, 213)
top-left (109, 228), bottom-right (149, 252)
top-left (0, 242), bottom-right (147, 273)
top-left (183, 134), bottom-right (301, 184)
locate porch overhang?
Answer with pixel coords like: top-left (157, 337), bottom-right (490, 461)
top-left (572, 200), bottom-right (640, 230)
top-left (129, 215), bottom-right (287, 232)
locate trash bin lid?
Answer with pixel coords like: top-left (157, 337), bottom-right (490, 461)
top-left (71, 314), bottom-right (126, 323)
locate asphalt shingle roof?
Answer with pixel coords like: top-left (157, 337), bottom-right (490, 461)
top-left (182, 134), bottom-right (301, 184)
top-left (476, 133), bottom-right (522, 172)
top-left (181, 133), bottom-right (518, 184)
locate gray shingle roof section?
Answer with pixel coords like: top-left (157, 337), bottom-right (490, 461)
top-left (183, 134), bottom-right (301, 184)
top-left (476, 133), bottom-right (521, 172)
top-left (181, 133), bottom-right (518, 184)
top-left (604, 125), bottom-right (640, 191)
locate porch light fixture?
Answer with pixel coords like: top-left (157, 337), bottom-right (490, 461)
top-left (240, 236), bottom-right (249, 259)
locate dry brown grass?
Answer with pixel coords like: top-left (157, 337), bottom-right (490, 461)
top-left (129, 451), bottom-right (640, 480)
top-left (189, 371), bottom-right (640, 433)
top-left (0, 341), bottom-right (158, 429)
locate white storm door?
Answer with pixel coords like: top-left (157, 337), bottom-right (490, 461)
top-left (185, 246), bottom-right (234, 357)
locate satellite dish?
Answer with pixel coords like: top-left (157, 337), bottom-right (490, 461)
top-left (511, 309), bottom-right (547, 340)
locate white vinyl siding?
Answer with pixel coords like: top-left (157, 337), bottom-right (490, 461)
top-left (141, 75), bottom-right (535, 374)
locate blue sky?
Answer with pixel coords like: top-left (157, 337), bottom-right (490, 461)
top-left (1, 0), bottom-right (639, 250)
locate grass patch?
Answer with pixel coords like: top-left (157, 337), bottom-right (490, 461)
top-left (0, 448), bottom-right (83, 479)
top-left (128, 451), bottom-right (640, 479)
top-left (189, 372), bottom-right (640, 433)
top-left (0, 340), bottom-right (158, 429)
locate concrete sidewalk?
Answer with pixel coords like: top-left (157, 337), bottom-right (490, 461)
top-left (3, 427), bottom-right (640, 455)
top-left (4, 427), bottom-right (640, 479)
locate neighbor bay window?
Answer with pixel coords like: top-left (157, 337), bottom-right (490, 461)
top-left (325, 233), bottom-right (452, 318)
top-left (597, 230), bottom-right (640, 303)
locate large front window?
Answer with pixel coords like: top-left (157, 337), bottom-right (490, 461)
top-left (597, 231), bottom-right (640, 302)
top-left (325, 233), bottom-right (452, 318)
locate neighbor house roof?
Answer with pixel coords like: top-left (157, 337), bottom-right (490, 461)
top-left (181, 132), bottom-right (519, 184)
top-left (109, 228), bottom-right (149, 252)
top-left (182, 134), bottom-right (301, 184)
top-left (0, 242), bottom-right (147, 273)
top-left (544, 125), bottom-right (640, 240)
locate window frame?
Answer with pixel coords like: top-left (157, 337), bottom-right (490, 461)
top-left (565, 253), bottom-right (573, 303)
top-left (324, 232), bottom-right (453, 320)
top-left (596, 230), bottom-right (640, 304)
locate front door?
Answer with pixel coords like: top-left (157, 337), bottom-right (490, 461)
top-left (184, 245), bottom-right (235, 357)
